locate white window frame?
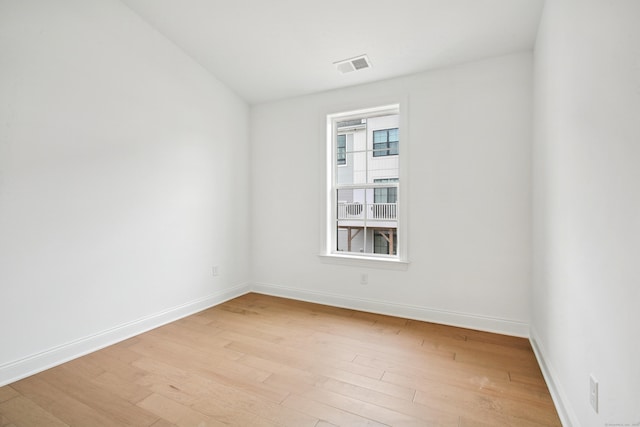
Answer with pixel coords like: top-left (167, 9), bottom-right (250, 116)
top-left (320, 102), bottom-right (409, 268)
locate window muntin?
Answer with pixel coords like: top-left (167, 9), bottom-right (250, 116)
top-left (329, 106), bottom-right (400, 258)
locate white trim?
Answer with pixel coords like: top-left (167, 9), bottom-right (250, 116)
top-left (318, 253), bottom-right (409, 270)
top-left (251, 281), bottom-right (529, 337)
top-left (0, 283), bottom-right (250, 387)
top-left (529, 327), bottom-right (579, 427)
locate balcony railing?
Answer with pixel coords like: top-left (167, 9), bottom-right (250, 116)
top-left (337, 202), bottom-right (397, 220)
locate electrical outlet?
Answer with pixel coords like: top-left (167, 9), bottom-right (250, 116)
top-left (212, 265), bottom-right (219, 277)
top-left (590, 374), bottom-right (598, 413)
top-left (360, 273), bottom-right (368, 285)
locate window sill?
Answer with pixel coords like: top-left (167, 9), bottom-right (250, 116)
top-left (318, 253), bottom-right (409, 270)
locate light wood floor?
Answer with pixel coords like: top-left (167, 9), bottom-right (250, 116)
top-left (0, 293), bottom-right (561, 426)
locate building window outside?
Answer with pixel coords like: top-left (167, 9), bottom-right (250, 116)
top-left (374, 230), bottom-right (397, 255)
top-left (373, 128), bottom-right (399, 157)
top-left (328, 105), bottom-right (401, 259)
top-left (373, 178), bottom-right (398, 204)
top-left (337, 134), bottom-right (346, 165)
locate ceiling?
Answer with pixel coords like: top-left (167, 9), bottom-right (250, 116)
top-left (121, 0), bottom-right (545, 105)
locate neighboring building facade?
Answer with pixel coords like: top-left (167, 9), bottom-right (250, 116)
top-left (336, 113), bottom-right (399, 255)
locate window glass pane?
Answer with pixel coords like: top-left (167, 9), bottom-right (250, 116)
top-left (373, 187), bottom-right (398, 203)
top-left (373, 230), bottom-right (397, 255)
top-left (373, 130), bottom-right (387, 143)
top-left (337, 188), bottom-right (365, 219)
top-left (369, 155), bottom-right (398, 177)
top-left (374, 233), bottom-right (387, 254)
top-left (337, 134), bottom-right (346, 165)
top-left (389, 187), bottom-right (397, 203)
top-left (373, 142), bottom-right (386, 157)
top-left (337, 150), bottom-right (367, 185)
top-left (336, 188), bottom-right (366, 254)
top-left (389, 141), bottom-right (399, 155)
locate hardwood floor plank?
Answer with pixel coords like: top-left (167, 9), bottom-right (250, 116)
top-left (127, 333), bottom-right (287, 401)
top-left (222, 330), bottom-right (358, 365)
top-left (465, 330), bottom-right (534, 350)
top-left (0, 396), bottom-right (69, 427)
top-left (37, 365), bottom-right (159, 426)
top-left (237, 354), bottom-right (324, 386)
top-left (149, 418), bottom-right (177, 427)
top-left (282, 394), bottom-right (389, 427)
top-left (313, 367), bottom-right (416, 401)
top-left (414, 383), bottom-right (561, 426)
top-left (231, 335), bottom-right (385, 380)
top-left (223, 338), bottom-right (343, 380)
top-left (509, 370), bottom-right (553, 391)
top-left (10, 376), bottom-right (134, 427)
top-left (302, 330), bottom-right (455, 369)
top-left (111, 336), bottom-right (142, 349)
top-left (0, 388), bottom-right (19, 404)
top-left (193, 389), bottom-right (318, 427)
top-left (189, 398), bottom-right (280, 427)
top-left (91, 371), bottom-right (153, 404)
top-left (225, 335), bottom-right (415, 401)
top-left (317, 377), bottom-right (458, 426)
top-left (136, 393), bottom-right (224, 427)
top-left (100, 342), bottom-right (145, 364)
top-left (3, 293), bottom-right (561, 426)
top-left (457, 415), bottom-right (551, 427)
top-left (299, 387), bottom-right (429, 427)
top-left (133, 355), bottom-right (290, 406)
top-left (202, 315), bottom-right (288, 344)
top-left (61, 354), bottom-right (106, 379)
top-left (133, 328), bottom-right (244, 364)
top-left (362, 354), bottom-right (554, 407)
top-left (132, 354), bottom-right (318, 427)
top-left (0, 418), bottom-right (17, 427)
top-left (82, 345), bottom-right (147, 403)
top-left (353, 353), bottom-right (511, 384)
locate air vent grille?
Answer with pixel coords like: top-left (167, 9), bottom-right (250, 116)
top-left (334, 55), bottom-right (371, 74)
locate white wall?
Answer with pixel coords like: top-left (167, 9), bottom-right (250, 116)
top-left (532, 0), bottom-right (640, 425)
top-left (0, 0), bottom-right (250, 384)
top-left (251, 52), bottom-right (533, 336)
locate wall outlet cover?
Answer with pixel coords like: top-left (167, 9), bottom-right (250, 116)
top-left (590, 374), bottom-right (598, 413)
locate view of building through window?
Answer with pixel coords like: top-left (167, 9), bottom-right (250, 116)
top-left (331, 107), bottom-right (399, 257)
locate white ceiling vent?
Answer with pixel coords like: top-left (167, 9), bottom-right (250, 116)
top-left (334, 55), bottom-right (372, 74)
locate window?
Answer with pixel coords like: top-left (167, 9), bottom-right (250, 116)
top-left (374, 230), bottom-right (397, 255)
top-left (326, 104), bottom-right (404, 261)
top-left (373, 178), bottom-right (398, 204)
top-left (373, 128), bottom-right (399, 157)
top-left (337, 134), bottom-right (346, 165)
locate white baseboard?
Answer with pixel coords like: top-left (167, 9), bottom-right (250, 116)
top-left (529, 327), bottom-right (578, 427)
top-left (251, 281), bottom-right (530, 337)
top-left (0, 283), bottom-right (250, 387)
